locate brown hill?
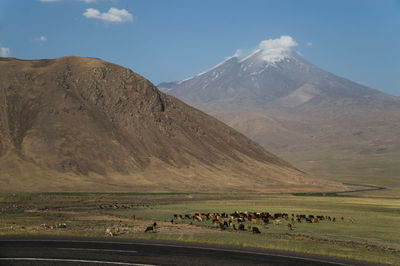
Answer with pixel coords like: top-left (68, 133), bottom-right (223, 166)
top-left (0, 56), bottom-right (342, 193)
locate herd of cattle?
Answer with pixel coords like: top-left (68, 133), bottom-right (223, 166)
top-left (148, 211), bottom-right (355, 234)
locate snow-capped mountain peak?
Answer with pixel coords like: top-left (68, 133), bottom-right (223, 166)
top-left (257, 35), bottom-right (298, 64)
top-left (158, 35), bottom-right (392, 109)
top-left (240, 47), bottom-right (297, 66)
top-left (259, 48), bottom-right (294, 64)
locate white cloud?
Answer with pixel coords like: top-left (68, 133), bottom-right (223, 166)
top-left (38, 36), bottom-right (47, 41)
top-left (0, 47), bottom-right (10, 57)
top-left (307, 42), bottom-right (313, 46)
top-left (259, 35), bottom-right (298, 51)
top-left (258, 35), bottom-right (298, 63)
top-left (83, 7), bottom-right (133, 23)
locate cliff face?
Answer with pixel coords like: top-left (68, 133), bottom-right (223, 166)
top-left (0, 56), bottom-right (343, 192)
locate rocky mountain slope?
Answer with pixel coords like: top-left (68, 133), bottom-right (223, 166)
top-left (0, 56), bottom-right (340, 192)
top-left (159, 48), bottom-right (400, 188)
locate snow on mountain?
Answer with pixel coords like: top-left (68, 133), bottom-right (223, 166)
top-left (158, 37), bottom-right (393, 111)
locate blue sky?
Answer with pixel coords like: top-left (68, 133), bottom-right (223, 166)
top-left (1, 0), bottom-right (399, 96)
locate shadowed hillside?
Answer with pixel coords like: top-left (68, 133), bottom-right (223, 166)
top-left (0, 56), bottom-right (342, 192)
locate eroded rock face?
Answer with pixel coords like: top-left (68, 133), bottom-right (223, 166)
top-left (0, 56), bottom-right (342, 192)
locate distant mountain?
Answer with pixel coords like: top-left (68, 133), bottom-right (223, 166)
top-left (160, 49), bottom-right (397, 111)
top-left (0, 56), bottom-right (339, 192)
top-left (159, 47), bottom-right (400, 188)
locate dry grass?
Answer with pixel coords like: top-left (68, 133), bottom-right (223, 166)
top-left (0, 192), bottom-right (399, 264)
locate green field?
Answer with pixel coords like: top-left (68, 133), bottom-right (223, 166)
top-left (0, 193), bottom-right (399, 265)
top-left (282, 149), bottom-right (400, 198)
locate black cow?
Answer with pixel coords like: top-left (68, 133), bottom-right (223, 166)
top-left (252, 227), bottom-right (261, 234)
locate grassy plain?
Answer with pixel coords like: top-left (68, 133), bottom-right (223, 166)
top-left (0, 193), bottom-right (399, 265)
top-left (281, 149), bottom-right (400, 198)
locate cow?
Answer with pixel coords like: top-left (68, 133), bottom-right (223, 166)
top-left (288, 222), bottom-right (295, 230)
top-left (106, 227), bottom-right (119, 236)
top-left (219, 223), bottom-right (226, 231)
top-left (273, 219), bottom-right (281, 225)
top-left (106, 228), bottom-right (114, 237)
top-left (287, 223), bottom-right (293, 230)
top-left (145, 225), bottom-right (154, 232)
top-left (212, 218), bottom-right (220, 224)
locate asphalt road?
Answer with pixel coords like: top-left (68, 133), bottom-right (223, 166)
top-left (0, 237), bottom-right (384, 266)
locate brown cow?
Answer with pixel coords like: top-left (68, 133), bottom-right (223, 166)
top-left (287, 222), bottom-right (295, 230)
top-left (212, 219), bottom-right (220, 226)
top-left (106, 228), bottom-right (114, 237)
top-left (273, 219), bottom-right (281, 225)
